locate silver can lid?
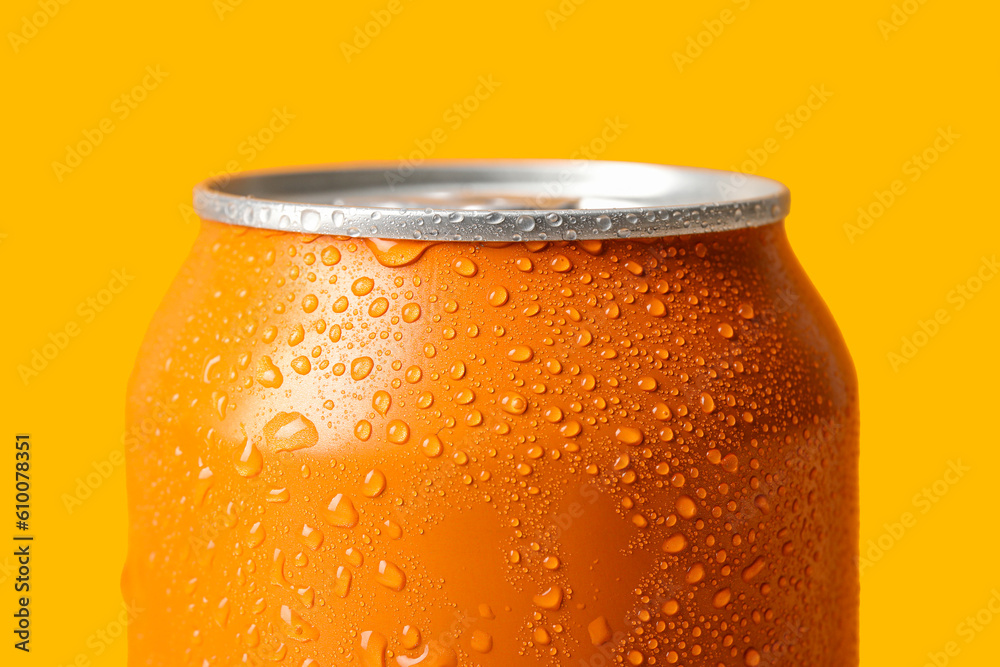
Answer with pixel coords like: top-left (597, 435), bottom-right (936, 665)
top-left (193, 160), bottom-right (789, 241)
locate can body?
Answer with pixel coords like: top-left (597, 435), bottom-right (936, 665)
top-left (125, 220), bottom-right (858, 665)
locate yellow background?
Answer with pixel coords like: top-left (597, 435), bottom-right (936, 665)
top-left (1, 0), bottom-right (997, 664)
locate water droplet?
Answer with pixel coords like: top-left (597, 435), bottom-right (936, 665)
top-left (264, 412), bottom-right (319, 452)
top-left (384, 518), bottom-right (403, 539)
top-left (355, 419), bottom-right (372, 441)
top-left (212, 597), bottom-right (230, 628)
top-left (421, 435), bottom-right (443, 457)
top-left (652, 403), bottom-right (672, 420)
top-left (278, 604), bottom-right (319, 642)
top-left (662, 533), bottom-right (687, 553)
top-left (256, 356), bottom-right (284, 388)
top-left (469, 629), bottom-right (493, 653)
top-left (376, 559), bottom-right (406, 591)
top-left (742, 556), bottom-right (766, 582)
top-left (362, 469), bottom-right (387, 497)
top-left (321, 245), bottom-right (341, 266)
top-left (637, 376), bottom-right (657, 391)
top-left (401, 625), bottom-right (421, 649)
top-left (291, 356), bottom-right (311, 375)
top-left (615, 427), bottom-right (644, 446)
top-left (532, 586), bottom-right (563, 610)
top-left (712, 587), bottom-right (732, 608)
top-left (345, 547), bottom-right (364, 567)
top-left (488, 287), bottom-right (509, 307)
top-left (246, 521), bottom-right (265, 548)
top-left (301, 210), bottom-right (320, 232)
top-left (453, 257), bottom-right (478, 277)
top-left (359, 630), bottom-right (387, 667)
top-left (234, 436), bottom-right (263, 477)
top-left (364, 238), bottom-right (433, 267)
top-left (267, 487), bottom-right (290, 503)
top-left (369, 297), bottom-right (389, 317)
top-left (676, 495), bottom-right (697, 519)
top-left (387, 420), bottom-right (410, 444)
top-left (323, 493), bottom-right (359, 528)
top-left (402, 303), bottom-right (421, 323)
top-left (588, 616), bottom-right (612, 646)
top-left (329, 565), bottom-right (353, 598)
top-left (685, 562), bottom-right (706, 584)
top-left (296, 586), bottom-right (315, 608)
top-left (507, 345), bottom-right (534, 363)
top-left (372, 390), bottom-right (391, 415)
top-left (299, 524), bottom-right (324, 550)
top-left (351, 357), bottom-right (374, 380)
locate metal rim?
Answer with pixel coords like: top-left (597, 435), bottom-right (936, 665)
top-left (192, 160), bottom-right (790, 241)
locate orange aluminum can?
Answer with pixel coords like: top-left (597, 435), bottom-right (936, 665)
top-left (125, 161), bottom-right (858, 666)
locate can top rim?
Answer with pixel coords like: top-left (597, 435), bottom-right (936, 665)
top-left (192, 160), bottom-right (790, 241)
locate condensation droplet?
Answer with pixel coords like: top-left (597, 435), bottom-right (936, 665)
top-left (323, 493), bottom-right (359, 528)
top-left (376, 560), bottom-right (406, 591)
top-left (264, 412), bottom-right (319, 452)
top-left (362, 469), bottom-right (387, 498)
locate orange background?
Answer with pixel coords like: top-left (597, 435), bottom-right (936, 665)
top-left (1, 0), bottom-right (998, 665)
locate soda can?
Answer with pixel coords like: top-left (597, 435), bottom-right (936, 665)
top-left (125, 161), bottom-right (858, 665)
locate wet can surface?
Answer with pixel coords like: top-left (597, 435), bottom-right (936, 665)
top-left (125, 162), bottom-right (858, 666)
